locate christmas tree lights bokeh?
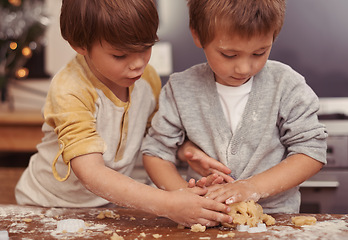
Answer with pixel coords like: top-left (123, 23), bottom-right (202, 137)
top-left (0, 0), bottom-right (48, 102)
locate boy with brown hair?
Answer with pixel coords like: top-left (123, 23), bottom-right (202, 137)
top-left (142, 0), bottom-right (327, 214)
top-left (15, 0), bottom-right (232, 227)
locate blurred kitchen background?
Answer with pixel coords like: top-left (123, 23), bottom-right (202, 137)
top-left (1, 0), bottom-right (348, 213)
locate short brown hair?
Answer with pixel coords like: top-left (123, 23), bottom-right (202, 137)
top-left (60, 0), bottom-right (159, 51)
top-left (188, 0), bottom-right (286, 47)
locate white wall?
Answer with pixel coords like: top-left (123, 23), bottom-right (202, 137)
top-left (45, 0), bottom-right (75, 77)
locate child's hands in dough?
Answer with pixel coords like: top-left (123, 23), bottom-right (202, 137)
top-left (188, 173), bottom-right (232, 188)
top-left (179, 141), bottom-right (234, 183)
top-left (165, 187), bottom-right (233, 227)
top-left (204, 180), bottom-right (262, 205)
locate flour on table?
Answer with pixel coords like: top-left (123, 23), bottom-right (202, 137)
top-left (267, 218), bottom-right (348, 240)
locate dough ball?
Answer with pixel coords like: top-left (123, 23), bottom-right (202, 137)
top-left (222, 200), bottom-right (275, 228)
top-left (291, 216), bottom-right (317, 226)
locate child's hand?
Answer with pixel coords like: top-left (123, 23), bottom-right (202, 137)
top-left (178, 141), bottom-right (234, 183)
top-left (205, 180), bottom-right (262, 205)
top-left (165, 187), bottom-right (232, 227)
top-left (187, 173), bottom-right (227, 188)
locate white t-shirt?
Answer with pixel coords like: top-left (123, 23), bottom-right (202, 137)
top-left (216, 77), bottom-right (253, 133)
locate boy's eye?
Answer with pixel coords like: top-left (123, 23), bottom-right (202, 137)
top-left (253, 51), bottom-right (266, 57)
top-left (113, 54), bottom-right (127, 59)
top-left (221, 52), bottom-right (237, 58)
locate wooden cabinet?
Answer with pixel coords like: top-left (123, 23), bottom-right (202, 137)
top-left (0, 167), bottom-right (25, 204)
top-left (0, 110), bottom-right (43, 203)
top-left (0, 111), bottom-right (43, 152)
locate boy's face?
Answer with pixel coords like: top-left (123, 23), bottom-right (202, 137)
top-left (77, 40), bottom-right (152, 90)
top-left (192, 29), bottom-right (273, 87)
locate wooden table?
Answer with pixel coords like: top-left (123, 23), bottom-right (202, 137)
top-left (1, 205), bottom-right (348, 239)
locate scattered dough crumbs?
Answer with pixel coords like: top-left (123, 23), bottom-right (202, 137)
top-left (97, 210), bottom-right (120, 219)
top-left (152, 233), bottom-right (162, 238)
top-left (110, 232), bottom-right (124, 240)
top-left (217, 232), bottom-right (235, 238)
top-left (22, 218), bottom-right (33, 223)
top-left (227, 232), bottom-right (235, 237)
top-left (291, 216), bottom-right (317, 226)
top-left (222, 200), bottom-right (275, 228)
top-left (191, 223), bottom-right (206, 232)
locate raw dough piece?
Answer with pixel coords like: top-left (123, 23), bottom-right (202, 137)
top-left (191, 223), bottom-right (206, 232)
top-left (110, 233), bottom-right (124, 240)
top-left (222, 200), bottom-right (275, 228)
top-left (97, 210), bottom-right (120, 219)
top-left (22, 218), bottom-right (33, 223)
top-left (291, 216), bottom-right (317, 226)
top-left (217, 232), bottom-right (236, 238)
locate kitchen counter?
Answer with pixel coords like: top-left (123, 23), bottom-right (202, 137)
top-left (1, 204), bottom-right (348, 239)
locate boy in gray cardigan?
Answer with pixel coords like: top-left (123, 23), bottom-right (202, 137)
top-left (142, 0), bottom-right (327, 214)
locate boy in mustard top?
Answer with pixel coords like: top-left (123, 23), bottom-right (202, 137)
top-left (15, 0), bottom-right (232, 227)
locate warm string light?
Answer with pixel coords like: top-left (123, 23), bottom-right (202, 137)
top-left (15, 68), bottom-right (29, 79)
top-left (0, 0), bottom-right (48, 96)
top-left (22, 46), bottom-right (32, 58)
top-left (9, 42), bottom-right (18, 50)
top-left (8, 42), bottom-right (33, 78)
top-left (9, 0), bottom-right (22, 7)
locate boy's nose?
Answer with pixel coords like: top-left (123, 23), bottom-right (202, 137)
top-left (234, 60), bottom-right (251, 76)
top-left (129, 53), bottom-right (147, 71)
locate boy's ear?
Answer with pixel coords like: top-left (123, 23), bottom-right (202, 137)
top-left (71, 45), bottom-right (88, 56)
top-left (190, 28), bottom-right (203, 48)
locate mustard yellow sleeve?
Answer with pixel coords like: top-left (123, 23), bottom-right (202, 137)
top-left (141, 64), bottom-right (162, 130)
top-left (44, 59), bottom-right (106, 181)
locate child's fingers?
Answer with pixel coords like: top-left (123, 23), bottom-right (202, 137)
top-left (225, 195), bottom-right (238, 204)
top-left (194, 218), bottom-right (220, 227)
top-left (196, 177), bottom-right (207, 188)
top-left (187, 178), bottom-right (196, 188)
top-left (204, 185), bottom-right (230, 201)
top-left (210, 169), bottom-right (234, 182)
top-left (207, 160), bottom-right (232, 175)
top-left (204, 174), bottom-right (221, 186)
top-left (211, 175), bottom-right (224, 185)
top-left (215, 191), bottom-right (242, 204)
top-left (201, 200), bottom-right (233, 223)
top-left (188, 186), bottom-right (209, 196)
top-left (183, 150), bottom-right (194, 159)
